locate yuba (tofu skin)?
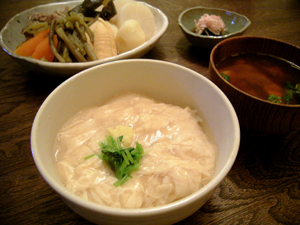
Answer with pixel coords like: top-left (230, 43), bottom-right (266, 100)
top-left (54, 92), bottom-right (217, 209)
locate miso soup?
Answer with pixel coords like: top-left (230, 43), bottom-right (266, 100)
top-left (216, 53), bottom-right (300, 104)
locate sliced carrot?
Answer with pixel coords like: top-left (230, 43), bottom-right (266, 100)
top-left (31, 34), bottom-right (58, 62)
top-left (14, 29), bottom-right (49, 57)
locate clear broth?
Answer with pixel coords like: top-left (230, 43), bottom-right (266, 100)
top-left (216, 53), bottom-right (300, 104)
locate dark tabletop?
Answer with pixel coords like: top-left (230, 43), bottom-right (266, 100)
top-left (0, 0), bottom-right (300, 224)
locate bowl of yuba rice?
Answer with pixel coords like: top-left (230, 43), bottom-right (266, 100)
top-left (31, 59), bottom-right (240, 225)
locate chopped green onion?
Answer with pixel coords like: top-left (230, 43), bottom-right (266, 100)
top-left (267, 82), bottom-right (300, 104)
top-left (267, 95), bottom-right (282, 103)
top-left (220, 73), bottom-right (231, 82)
top-left (85, 135), bottom-right (145, 187)
top-left (286, 81), bottom-right (294, 90)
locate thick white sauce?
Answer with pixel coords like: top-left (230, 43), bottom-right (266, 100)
top-left (54, 92), bottom-right (217, 208)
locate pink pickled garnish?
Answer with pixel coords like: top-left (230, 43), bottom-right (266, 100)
top-left (194, 14), bottom-right (226, 36)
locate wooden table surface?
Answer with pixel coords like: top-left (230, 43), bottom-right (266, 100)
top-left (0, 0), bottom-right (299, 224)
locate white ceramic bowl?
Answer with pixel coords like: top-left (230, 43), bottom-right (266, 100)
top-left (31, 59), bottom-right (240, 225)
top-left (0, 1), bottom-right (168, 76)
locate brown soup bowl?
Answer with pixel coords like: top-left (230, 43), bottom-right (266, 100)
top-left (209, 36), bottom-right (300, 134)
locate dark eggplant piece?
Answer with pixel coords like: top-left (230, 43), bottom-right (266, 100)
top-left (69, 0), bottom-right (117, 20)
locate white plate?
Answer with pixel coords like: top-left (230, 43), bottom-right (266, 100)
top-left (0, 0), bottom-right (168, 76)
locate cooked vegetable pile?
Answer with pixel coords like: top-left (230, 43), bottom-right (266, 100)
top-left (14, 0), bottom-right (117, 62)
top-left (85, 135), bottom-right (145, 187)
top-left (49, 11), bottom-right (99, 62)
top-left (14, 0), bottom-right (156, 63)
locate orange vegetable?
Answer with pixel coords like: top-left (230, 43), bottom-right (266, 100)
top-left (14, 29), bottom-right (49, 57)
top-left (32, 34), bottom-right (58, 62)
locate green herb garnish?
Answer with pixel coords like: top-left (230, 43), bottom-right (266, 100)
top-left (220, 73), bottom-right (231, 82)
top-left (267, 95), bottom-right (282, 104)
top-left (85, 135), bottom-right (145, 187)
top-left (267, 82), bottom-right (300, 104)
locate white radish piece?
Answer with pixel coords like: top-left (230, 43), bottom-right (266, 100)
top-left (116, 1), bottom-right (156, 41)
top-left (89, 18), bottom-right (117, 59)
top-left (115, 19), bottom-right (145, 53)
top-left (109, 0), bottom-right (133, 25)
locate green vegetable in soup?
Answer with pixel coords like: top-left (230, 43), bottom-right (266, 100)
top-left (267, 82), bottom-right (300, 104)
top-left (283, 82), bottom-right (300, 104)
top-left (267, 95), bottom-right (282, 104)
top-left (84, 135), bottom-right (145, 187)
top-left (220, 73), bottom-right (231, 82)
